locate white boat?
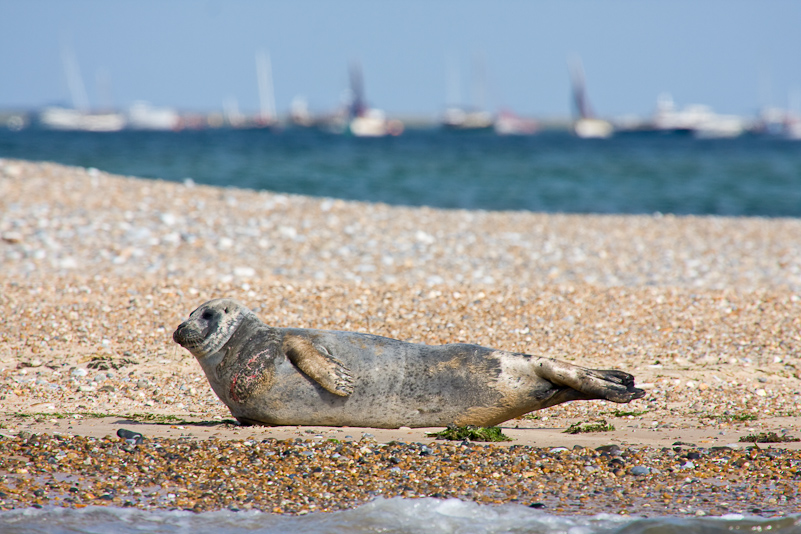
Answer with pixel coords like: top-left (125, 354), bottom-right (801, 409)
top-left (127, 101), bottom-right (179, 130)
top-left (346, 109), bottom-right (401, 137)
top-left (692, 114), bottom-right (745, 139)
top-left (442, 107), bottom-right (494, 130)
top-left (651, 94), bottom-right (744, 138)
top-left (573, 118), bottom-right (614, 139)
top-left (39, 106), bottom-right (126, 132)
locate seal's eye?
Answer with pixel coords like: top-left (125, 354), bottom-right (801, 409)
top-left (224, 307), bottom-right (229, 313)
top-left (201, 309), bottom-right (214, 320)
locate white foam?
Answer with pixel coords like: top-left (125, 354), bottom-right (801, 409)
top-left (0, 498), bottom-right (797, 534)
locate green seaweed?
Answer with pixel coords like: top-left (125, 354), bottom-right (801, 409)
top-left (723, 413), bottom-right (758, 422)
top-left (13, 411), bottom-right (110, 420)
top-left (427, 425), bottom-right (512, 442)
top-left (739, 431), bottom-right (800, 443)
top-left (564, 419), bottom-right (615, 434)
top-left (123, 414), bottom-right (240, 427)
top-left (610, 409), bottom-right (649, 417)
top-left (10, 411), bottom-right (236, 427)
top-left (125, 413), bottom-right (184, 423)
top-left (706, 412), bottom-right (758, 423)
top-left (86, 355), bottom-right (138, 370)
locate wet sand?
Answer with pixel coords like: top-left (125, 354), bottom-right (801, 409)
top-left (1, 159), bottom-right (800, 516)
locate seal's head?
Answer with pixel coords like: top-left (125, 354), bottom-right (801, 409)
top-left (173, 299), bottom-right (253, 358)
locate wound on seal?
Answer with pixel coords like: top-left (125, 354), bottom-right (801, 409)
top-left (229, 348), bottom-right (276, 403)
top-left (216, 330), bottom-right (282, 404)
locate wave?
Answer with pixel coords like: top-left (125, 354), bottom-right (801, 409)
top-left (0, 497), bottom-right (798, 534)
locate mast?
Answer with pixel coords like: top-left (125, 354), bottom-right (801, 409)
top-left (568, 56), bottom-right (592, 119)
top-left (61, 40), bottom-right (90, 112)
top-left (256, 49), bottom-right (276, 123)
top-left (471, 50), bottom-right (487, 112)
top-left (446, 51), bottom-right (461, 108)
top-left (348, 61), bottom-right (367, 118)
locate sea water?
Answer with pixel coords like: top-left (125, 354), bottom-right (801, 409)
top-left (0, 498), bottom-right (799, 534)
top-left (1, 128), bottom-right (800, 217)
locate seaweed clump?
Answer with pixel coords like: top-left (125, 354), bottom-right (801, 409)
top-left (739, 432), bottom-right (800, 443)
top-left (428, 425), bottom-right (512, 442)
top-left (564, 419), bottom-right (615, 434)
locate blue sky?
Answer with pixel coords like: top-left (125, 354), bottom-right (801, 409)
top-left (2, 0), bottom-right (800, 118)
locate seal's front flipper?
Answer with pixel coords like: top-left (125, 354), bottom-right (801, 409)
top-left (283, 335), bottom-right (355, 396)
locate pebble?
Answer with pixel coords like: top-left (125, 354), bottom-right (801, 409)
top-left (0, 434), bottom-right (797, 517)
top-left (630, 465), bottom-right (650, 476)
top-left (116, 428), bottom-right (144, 446)
top-left (1, 160), bottom-right (800, 289)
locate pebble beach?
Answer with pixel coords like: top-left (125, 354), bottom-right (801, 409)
top-left (2, 158), bottom-right (801, 517)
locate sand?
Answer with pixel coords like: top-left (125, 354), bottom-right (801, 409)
top-left (1, 158), bottom-right (800, 515)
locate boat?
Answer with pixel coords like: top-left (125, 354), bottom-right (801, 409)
top-left (441, 52), bottom-right (495, 131)
top-left (1, 112), bottom-right (29, 131)
top-left (441, 107), bottom-right (494, 131)
top-left (127, 101), bottom-right (179, 130)
top-left (39, 41), bottom-right (126, 131)
top-left (652, 94), bottom-right (743, 138)
top-left (345, 62), bottom-right (403, 137)
top-left (493, 109), bottom-right (538, 135)
top-left (756, 109), bottom-right (801, 140)
top-left (288, 96), bottom-right (314, 127)
top-left (753, 93), bottom-right (801, 140)
top-left (39, 106), bottom-right (126, 132)
top-left (568, 57), bottom-right (613, 138)
top-left (349, 109), bottom-right (404, 137)
top-left (573, 117), bottom-right (614, 139)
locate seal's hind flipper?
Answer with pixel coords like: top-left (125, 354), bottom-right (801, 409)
top-left (534, 358), bottom-right (645, 403)
top-left (584, 369), bottom-right (646, 403)
top-left (283, 335), bottom-right (355, 397)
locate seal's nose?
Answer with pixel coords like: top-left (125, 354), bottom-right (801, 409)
top-left (173, 322), bottom-right (187, 345)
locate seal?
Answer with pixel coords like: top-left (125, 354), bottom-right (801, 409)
top-left (173, 298), bottom-right (645, 428)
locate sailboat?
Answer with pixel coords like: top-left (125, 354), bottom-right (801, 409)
top-left (568, 57), bottom-right (613, 139)
top-left (39, 41), bottom-right (126, 131)
top-left (441, 52), bottom-right (494, 131)
top-left (254, 49), bottom-right (277, 127)
top-left (346, 61), bottom-right (403, 137)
